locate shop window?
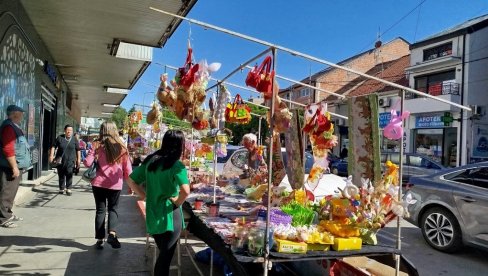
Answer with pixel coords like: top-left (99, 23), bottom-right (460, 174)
top-left (423, 43), bottom-right (453, 61)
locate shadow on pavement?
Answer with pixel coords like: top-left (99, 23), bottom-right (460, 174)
top-left (0, 236), bottom-right (91, 252)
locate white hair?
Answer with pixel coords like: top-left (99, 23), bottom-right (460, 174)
top-left (242, 133), bottom-right (257, 144)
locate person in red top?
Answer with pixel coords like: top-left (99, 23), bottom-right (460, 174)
top-left (0, 105), bottom-right (26, 228)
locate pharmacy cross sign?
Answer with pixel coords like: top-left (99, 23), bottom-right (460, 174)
top-left (441, 112), bottom-right (454, 126)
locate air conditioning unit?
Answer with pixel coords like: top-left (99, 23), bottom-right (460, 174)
top-left (379, 98), bottom-right (391, 108)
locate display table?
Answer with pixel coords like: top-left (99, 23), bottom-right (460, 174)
top-left (183, 187), bottom-right (417, 276)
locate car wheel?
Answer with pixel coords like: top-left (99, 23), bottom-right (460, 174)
top-left (332, 167), bottom-right (339, 175)
top-left (420, 207), bottom-right (463, 253)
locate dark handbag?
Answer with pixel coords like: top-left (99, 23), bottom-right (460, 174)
top-left (82, 161), bottom-right (97, 182)
top-left (50, 136), bottom-right (72, 168)
top-left (50, 157), bottom-right (63, 168)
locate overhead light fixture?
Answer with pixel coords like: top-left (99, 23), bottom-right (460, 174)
top-left (102, 104), bottom-right (119, 108)
top-left (109, 39), bottom-right (153, 62)
top-left (101, 112), bottom-right (113, 115)
top-left (105, 87), bottom-right (129, 94)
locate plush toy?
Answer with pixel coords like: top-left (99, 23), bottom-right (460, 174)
top-left (383, 105), bottom-right (410, 140)
top-left (270, 186), bottom-right (286, 207)
top-left (384, 160), bottom-right (399, 186)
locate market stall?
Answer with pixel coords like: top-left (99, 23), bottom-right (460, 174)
top-left (142, 6), bottom-right (472, 276)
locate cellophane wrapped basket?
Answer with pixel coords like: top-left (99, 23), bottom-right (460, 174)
top-left (270, 208), bottom-right (292, 226)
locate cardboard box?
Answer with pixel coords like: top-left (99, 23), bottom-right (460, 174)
top-left (332, 237), bottom-right (362, 251)
top-left (275, 239), bottom-right (307, 254)
top-left (342, 257), bottom-right (409, 276)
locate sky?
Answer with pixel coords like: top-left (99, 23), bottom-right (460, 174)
top-left (121, 0), bottom-right (488, 111)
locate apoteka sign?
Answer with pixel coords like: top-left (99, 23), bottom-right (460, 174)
top-left (415, 114), bottom-right (444, 128)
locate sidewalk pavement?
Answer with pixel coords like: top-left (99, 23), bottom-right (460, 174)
top-left (0, 168), bottom-right (221, 276)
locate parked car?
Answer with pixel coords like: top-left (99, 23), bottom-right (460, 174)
top-left (215, 145), bottom-right (242, 175)
top-left (221, 148), bottom-right (346, 199)
top-left (330, 152), bottom-right (446, 182)
top-left (405, 162), bottom-right (488, 253)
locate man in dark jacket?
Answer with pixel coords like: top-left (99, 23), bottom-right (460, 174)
top-left (49, 125), bottom-right (80, 196)
top-left (0, 105), bottom-right (30, 228)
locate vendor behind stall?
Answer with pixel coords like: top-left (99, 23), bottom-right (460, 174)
top-left (240, 133), bottom-right (267, 186)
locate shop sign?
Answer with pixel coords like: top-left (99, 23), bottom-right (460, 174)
top-left (415, 115), bottom-right (444, 128)
top-left (379, 111), bottom-right (399, 129)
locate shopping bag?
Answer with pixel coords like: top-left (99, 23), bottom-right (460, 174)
top-left (245, 56), bottom-right (274, 93)
top-left (225, 94), bottom-right (250, 124)
top-left (82, 161), bottom-right (97, 182)
top-left (255, 57), bottom-right (275, 99)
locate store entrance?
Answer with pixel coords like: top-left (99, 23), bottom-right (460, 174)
top-left (413, 127), bottom-right (457, 167)
top-left (41, 107), bottom-right (55, 171)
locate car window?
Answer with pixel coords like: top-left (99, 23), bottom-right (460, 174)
top-left (409, 156), bottom-right (422, 167)
top-left (231, 150), bottom-right (249, 170)
top-left (217, 149), bottom-right (237, 163)
top-left (444, 169), bottom-right (473, 185)
top-left (304, 153), bottom-right (314, 174)
top-left (468, 167), bottom-right (488, 189)
top-left (382, 153), bottom-right (406, 165)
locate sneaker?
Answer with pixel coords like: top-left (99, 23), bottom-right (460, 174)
top-left (95, 240), bottom-right (104, 250)
top-left (107, 233), bottom-right (121, 249)
top-left (59, 190), bottom-right (65, 195)
top-left (66, 189), bottom-right (72, 196)
top-left (1, 220), bottom-right (18, 228)
top-left (11, 215), bottom-right (23, 221)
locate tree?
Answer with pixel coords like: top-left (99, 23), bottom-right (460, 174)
top-left (110, 107), bottom-right (128, 129)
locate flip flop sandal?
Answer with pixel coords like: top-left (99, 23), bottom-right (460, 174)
top-left (1, 221), bottom-right (18, 228)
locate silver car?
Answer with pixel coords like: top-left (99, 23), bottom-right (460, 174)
top-left (405, 162), bottom-right (488, 252)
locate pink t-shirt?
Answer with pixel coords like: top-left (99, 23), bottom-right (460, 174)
top-left (83, 148), bottom-right (132, 190)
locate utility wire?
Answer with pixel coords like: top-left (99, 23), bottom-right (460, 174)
top-left (359, 0), bottom-right (428, 52)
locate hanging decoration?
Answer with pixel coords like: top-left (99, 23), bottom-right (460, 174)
top-left (146, 101), bottom-right (161, 125)
top-left (245, 55), bottom-right (275, 99)
top-left (225, 94), bottom-right (251, 124)
top-left (302, 102), bottom-right (338, 191)
top-left (383, 101), bottom-right (410, 140)
top-left (156, 41), bottom-right (221, 130)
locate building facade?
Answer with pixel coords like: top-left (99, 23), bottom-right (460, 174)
top-left (1, 2), bottom-right (73, 178)
top-left (406, 14), bottom-right (488, 166)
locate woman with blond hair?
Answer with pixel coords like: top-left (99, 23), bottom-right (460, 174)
top-left (84, 121), bottom-right (132, 249)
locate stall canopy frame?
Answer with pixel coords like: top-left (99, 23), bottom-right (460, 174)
top-left (149, 7), bottom-right (473, 276)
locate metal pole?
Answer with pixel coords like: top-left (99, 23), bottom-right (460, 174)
top-left (157, 64), bottom-right (349, 120)
top-left (149, 7), bottom-right (471, 112)
top-left (245, 65), bottom-right (343, 99)
top-left (258, 117), bottom-right (262, 146)
top-left (263, 48), bottom-right (277, 276)
top-left (206, 48), bottom-right (272, 91)
top-left (396, 90), bottom-right (406, 276)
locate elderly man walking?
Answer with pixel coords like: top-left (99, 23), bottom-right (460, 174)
top-left (0, 105), bottom-right (31, 228)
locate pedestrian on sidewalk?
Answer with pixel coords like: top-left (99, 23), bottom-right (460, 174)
top-left (127, 130), bottom-right (190, 276)
top-left (0, 105), bottom-right (31, 228)
top-left (84, 121), bottom-right (132, 250)
top-left (49, 125), bottom-right (81, 196)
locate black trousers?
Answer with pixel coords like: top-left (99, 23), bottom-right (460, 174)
top-left (92, 186), bottom-right (121, 239)
top-left (152, 207), bottom-right (182, 276)
top-left (0, 167), bottom-right (21, 225)
top-left (57, 165), bottom-right (74, 190)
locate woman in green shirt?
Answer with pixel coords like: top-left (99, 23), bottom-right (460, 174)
top-left (127, 130), bottom-right (190, 276)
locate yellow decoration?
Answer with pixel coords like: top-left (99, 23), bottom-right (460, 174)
top-left (384, 160), bottom-right (399, 186)
top-left (332, 237), bottom-right (362, 251)
top-left (294, 190), bottom-right (307, 205)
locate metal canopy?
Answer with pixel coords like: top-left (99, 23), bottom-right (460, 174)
top-left (20, 0), bottom-right (197, 118)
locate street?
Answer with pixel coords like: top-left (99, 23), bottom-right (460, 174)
top-left (380, 220), bottom-right (488, 275)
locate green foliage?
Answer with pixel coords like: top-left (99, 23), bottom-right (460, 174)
top-left (110, 107), bottom-right (128, 129)
top-left (160, 108), bottom-right (191, 129)
top-left (225, 104), bottom-right (269, 145)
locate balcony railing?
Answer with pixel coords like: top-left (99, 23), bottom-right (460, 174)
top-left (406, 82), bottom-right (460, 99)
